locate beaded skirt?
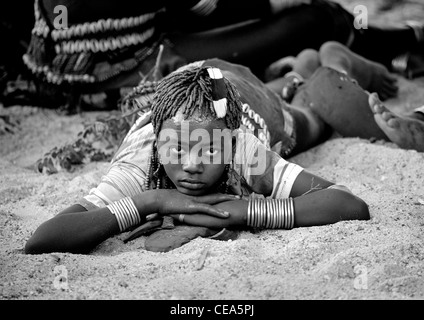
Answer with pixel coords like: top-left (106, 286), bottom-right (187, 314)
top-left (23, 0), bottom-right (171, 93)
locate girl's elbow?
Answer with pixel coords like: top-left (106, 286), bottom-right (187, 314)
top-left (348, 196), bottom-right (370, 221)
top-left (25, 235), bottom-right (44, 254)
top-left (357, 199), bottom-right (370, 220)
top-left (24, 220), bottom-right (57, 254)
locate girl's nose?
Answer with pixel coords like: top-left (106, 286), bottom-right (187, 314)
top-left (182, 153), bottom-right (203, 173)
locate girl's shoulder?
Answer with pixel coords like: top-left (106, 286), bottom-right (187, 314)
top-left (232, 129), bottom-right (303, 198)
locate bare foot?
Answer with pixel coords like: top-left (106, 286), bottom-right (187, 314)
top-left (369, 92), bottom-right (424, 152)
top-left (320, 41), bottom-right (398, 101)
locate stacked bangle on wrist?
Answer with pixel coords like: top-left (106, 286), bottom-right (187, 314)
top-left (247, 198), bottom-right (295, 229)
top-left (106, 197), bottom-right (140, 232)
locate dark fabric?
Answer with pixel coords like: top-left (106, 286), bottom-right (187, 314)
top-left (163, 0), bottom-right (272, 32)
top-left (168, 0), bottom-right (352, 78)
top-left (0, 1), bottom-right (34, 92)
top-left (351, 27), bottom-right (418, 69)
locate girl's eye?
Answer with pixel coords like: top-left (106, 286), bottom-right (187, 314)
top-left (205, 147), bottom-right (219, 157)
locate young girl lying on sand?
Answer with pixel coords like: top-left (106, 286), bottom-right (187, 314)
top-left (25, 59), bottom-right (371, 254)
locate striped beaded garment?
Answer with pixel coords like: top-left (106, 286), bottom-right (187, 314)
top-left (23, 0), bottom-right (165, 86)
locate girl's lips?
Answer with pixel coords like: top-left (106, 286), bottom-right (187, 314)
top-left (178, 180), bottom-right (205, 190)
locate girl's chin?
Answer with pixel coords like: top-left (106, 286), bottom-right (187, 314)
top-left (176, 186), bottom-right (209, 196)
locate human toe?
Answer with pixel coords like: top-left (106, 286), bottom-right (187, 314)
top-left (382, 111), bottom-right (393, 121)
top-left (368, 92), bottom-right (380, 109)
top-left (387, 117), bottom-right (400, 128)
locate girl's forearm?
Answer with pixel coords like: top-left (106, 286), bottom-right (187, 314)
top-left (132, 190), bottom-right (158, 214)
top-left (171, 189), bottom-right (369, 230)
top-left (213, 189), bottom-right (370, 228)
top-left (25, 208), bottom-right (120, 254)
top-left (25, 191), bottom-right (159, 254)
top-left (293, 189), bottom-right (370, 227)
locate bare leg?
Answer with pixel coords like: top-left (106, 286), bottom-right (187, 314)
top-left (291, 49), bottom-right (322, 79)
top-left (319, 41), bottom-right (398, 101)
top-left (369, 93), bottom-right (424, 152)
top-left (265, 49), bottom-right (321, 98)
top-left (288, 104), bottom-right (331, 155)
top-left (264, 51), bottom-right (331, 153)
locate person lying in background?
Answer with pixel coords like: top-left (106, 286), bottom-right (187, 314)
top-left (269, 41), bottom-right (424, 153)
top-left (19, 0), bottom-right (424, 112)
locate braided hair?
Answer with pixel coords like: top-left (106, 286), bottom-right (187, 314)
top-left (151, 65), bottom-right (243, 136)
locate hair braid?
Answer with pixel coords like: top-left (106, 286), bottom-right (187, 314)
top-left (151, 66), bottom-right (242, 136)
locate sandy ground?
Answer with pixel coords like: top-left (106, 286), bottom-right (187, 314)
top-left (1, 0), bottom-right (424, 300)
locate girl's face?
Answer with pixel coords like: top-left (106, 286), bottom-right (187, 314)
top-left (157, 111), bottom-right (233, 196)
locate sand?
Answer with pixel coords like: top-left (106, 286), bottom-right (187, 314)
top-left (1, 0), bottom-right (424, 300)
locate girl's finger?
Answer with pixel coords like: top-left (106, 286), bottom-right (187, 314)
top-left (123, 220), bottom-right (163, 243)
top-left (146, 213), bottom-right (160, 221)
top-left (196, 193), bottom-right (241, 204)
top-left (186, 203), bottom-right (231, 218)
top-left (169, 214), bottom-right (225, 228)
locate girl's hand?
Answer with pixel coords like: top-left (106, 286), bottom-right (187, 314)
top-left (169, 199), bottom-right (249, 228)
top-left (154, 189), bottom-right (241, 218)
